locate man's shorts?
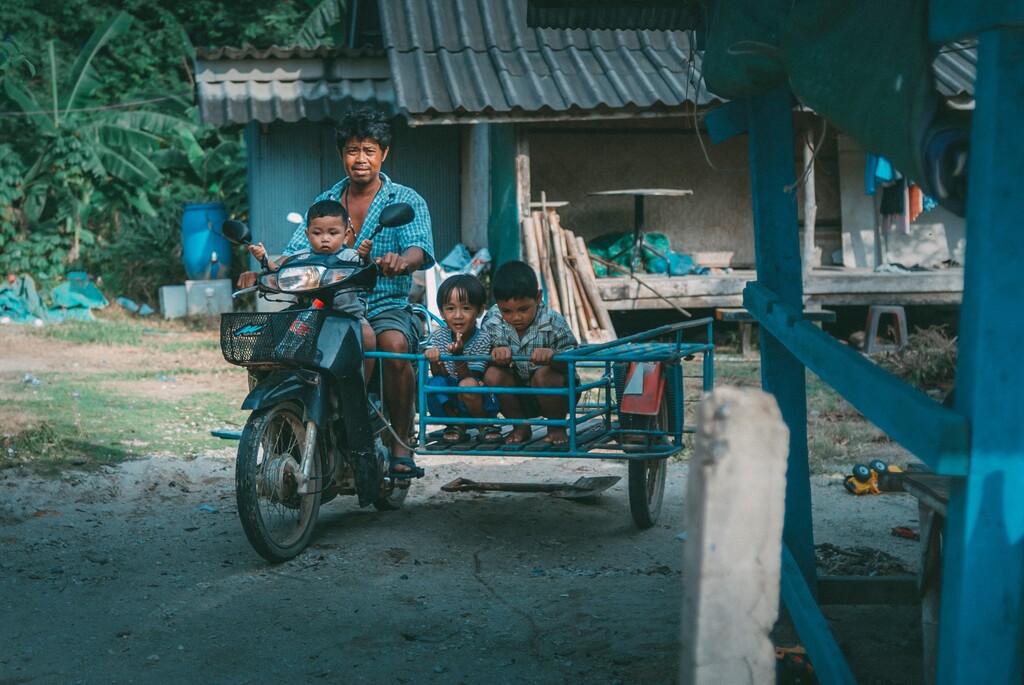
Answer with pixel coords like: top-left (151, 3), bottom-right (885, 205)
top-left (369, 305), bottom-right (421, 354)
top-left (425, 376), bottom-right (499, 418)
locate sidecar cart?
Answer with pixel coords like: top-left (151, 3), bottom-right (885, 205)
top-left (369, 318), bottom-right (714, 528)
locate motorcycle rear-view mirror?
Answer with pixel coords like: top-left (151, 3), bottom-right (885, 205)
top-left (378, 203), bottom-right (414, 229)
top-left (221, 219), bottom-right (252, 246)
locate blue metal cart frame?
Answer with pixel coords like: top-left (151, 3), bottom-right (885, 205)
top-left (367, 318), bottom-right (715, 527)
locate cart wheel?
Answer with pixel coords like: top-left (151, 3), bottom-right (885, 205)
top-left (627, 380), bottom-right (676, 529)
top-left (852, 463), bottom-right (872, 482)
top-left (628, 457), bottom-right (666, 529)
top-left (868, 459), bottom-right (888, 474)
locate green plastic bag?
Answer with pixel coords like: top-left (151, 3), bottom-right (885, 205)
top-left (641, 233), bottom-right (671, 274)
top-left (587, 232), bottom-right (674, 276)
top-left (587, 232), bottom-right (633, 277)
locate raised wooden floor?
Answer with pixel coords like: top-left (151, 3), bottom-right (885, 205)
top-left (595, 267), bottom-right (964, 310)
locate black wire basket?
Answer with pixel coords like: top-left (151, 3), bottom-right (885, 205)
top-left (220, 308), bottom-right (327, 368)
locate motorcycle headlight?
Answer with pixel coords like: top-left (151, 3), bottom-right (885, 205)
top-left (268, 265), bottom-right (326, 292)
top-left (322, 265), bottom-right (359, 285)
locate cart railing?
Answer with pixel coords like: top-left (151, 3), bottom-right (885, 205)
top-left (367, 317), bottom-right (715, 459)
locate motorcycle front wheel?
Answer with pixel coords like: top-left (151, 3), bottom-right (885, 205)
top-left (236, 402), bottom-right (321, 562)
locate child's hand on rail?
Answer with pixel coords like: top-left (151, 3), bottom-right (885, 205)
top-left (491, 346), bottom-right (513, 366)
top-left (531, 347), bottom-right (555, 365)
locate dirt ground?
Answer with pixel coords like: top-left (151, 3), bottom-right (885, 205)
top-left (0, 325), bottom-right (926, 684)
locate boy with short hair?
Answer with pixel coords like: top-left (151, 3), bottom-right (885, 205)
top-left (421, 274), bottom-right (499, 443)
top-left (244, 199), bottom-right (377, 382)
top-left (482, 260), bottom-right (578, 445)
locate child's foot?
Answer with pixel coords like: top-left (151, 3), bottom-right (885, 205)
top-left (504, 425), bottom-right (533, 444)
top-left (544, 427), bottom-right (568, 445)
top-left (441, 425), bottom-right (466, 443)
top-left (478, 425), bottom-right (504, 443)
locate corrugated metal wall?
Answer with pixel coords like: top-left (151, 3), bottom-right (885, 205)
top-left (245, 119), bottom-right (460, 266)
top-left (244, 121), bottom-right (337, 259)
top-left (385, 119), bottom-right (461, 260)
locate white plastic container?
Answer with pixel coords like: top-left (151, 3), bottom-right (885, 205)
top-left (185, 279), bottom-right (233, 317)
top-left (159, 285), bottom-right (188, 319)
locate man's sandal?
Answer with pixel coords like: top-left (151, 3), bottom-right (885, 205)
top-left (389, 456), bottom-right (425, 479)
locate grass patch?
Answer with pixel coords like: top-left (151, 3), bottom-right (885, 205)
top-left (27, 318), bottom-right (149, 346)
top-left (155, 338), bottom-right (221, 354)
top-left (0, 371), bottom-right (243, 473)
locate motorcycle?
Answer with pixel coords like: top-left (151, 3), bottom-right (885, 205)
top-left (219, 202), bottom-right (415, 562)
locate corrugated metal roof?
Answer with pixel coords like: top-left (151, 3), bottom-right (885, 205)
top-left (933, 41), bottom-right (976, 100)
top-left (198, 3), bottom-right (975, 128)
top-left (379, 0), bottom-right (715, 123)
top-left (525, 1), bottom-right (701, 31)
top-left (195, 46), bottom-right (395, 125)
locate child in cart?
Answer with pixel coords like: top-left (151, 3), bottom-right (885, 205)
top-left (245, 199), bottom-right (377, 382)
top-left (482, 260), bottom-right (578, 446)
top-left (421, 274), bottom-right (500, 443)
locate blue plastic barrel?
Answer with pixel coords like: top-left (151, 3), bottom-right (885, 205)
top-left (181, 202), bottom-right (230, 280)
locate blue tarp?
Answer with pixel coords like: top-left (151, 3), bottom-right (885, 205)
top-left (0, 272), bottom-right (108, 324)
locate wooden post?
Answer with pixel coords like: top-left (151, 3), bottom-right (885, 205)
top-left (745, 85), bottom-right (815, 588)
top-left (802, 127), bottom-right (819, 281)
top-left (936, 28), bottom-right (1024, 685)
top-left (679, 387), bottom-right (789, 685)
top-left (546, 209), bottom-right (576, 334)
top-left (564, 228), bottom-right (610, 335)
top-left (521, 217), bottom-right (541, 275)
top-left (576, 235), bottom-right (599, 280)
top-left (531, 213), bottom-right (561, 314)
top-left (574, 234), bottom-right (619, 339)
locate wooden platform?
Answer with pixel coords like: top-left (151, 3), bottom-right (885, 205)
top-left (901, 471), bottom-right (953, 685)
top-left (715, 306), bottom-right (836, 358)
top-left (595, 267), bottom-right (964, 310)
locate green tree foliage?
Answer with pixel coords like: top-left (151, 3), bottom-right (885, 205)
top-left (0, 1), bottom-right (343, 303)
top-left (0, 35), bottom-right (34, 79)
top-left (0, 12), bottom-right (195, 281)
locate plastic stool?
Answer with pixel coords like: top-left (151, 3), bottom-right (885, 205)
top-left (865, 305), bottom-right (909, 354)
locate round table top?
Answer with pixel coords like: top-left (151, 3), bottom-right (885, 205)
top-left (589, 188), bottom-right (694, 197)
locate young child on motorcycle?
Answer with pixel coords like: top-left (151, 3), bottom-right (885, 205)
top-left (482, 260), bottom-right (578, 446)
top-left (244, 199), bottom-right (377, 382)
top-left (421, 274), bottom-right (500, 443)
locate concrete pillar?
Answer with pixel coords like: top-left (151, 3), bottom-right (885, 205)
top-left (680, 387), bottom-right (790, 685)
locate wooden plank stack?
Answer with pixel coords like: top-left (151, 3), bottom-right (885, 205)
top-left (521, 207), bottom-right (617, 344)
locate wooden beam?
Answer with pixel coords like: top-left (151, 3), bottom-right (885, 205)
top-left (930, 0), bottom-right (1024, 43)
top-left (704, 101), bottom-right (749, 144)
top-left (816, 576), bottom-right (919, 606)
top-left (680, 388), bottom-right (789, 685)
top-left (746, 85), bottom-right (816, 588)
top-left (744, 281), bottom-right (970, 475)
top-left (595, 270), bottom-right (965, 309)
top-left (780, 546), bottom-right (856, 685)
top-left (937, 28), bottom-right (1024, 685)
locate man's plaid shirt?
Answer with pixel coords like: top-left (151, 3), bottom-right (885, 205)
top-left (481, 301), bottom-right (577, 381)
top-left (283, 172), bottom-right (435, 320)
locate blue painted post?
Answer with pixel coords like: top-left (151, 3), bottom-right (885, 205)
top-left (487, 124), bottom-right (522, 270)
top-left (937, 29), bottom-right (1024, 684)
top-left (745, 86), bottom-right (816, 589)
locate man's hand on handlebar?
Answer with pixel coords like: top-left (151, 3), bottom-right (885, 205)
top-left (237, 271), bottom-right (258, 289)
top-left (375, 251), bottom-right (410, 277)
